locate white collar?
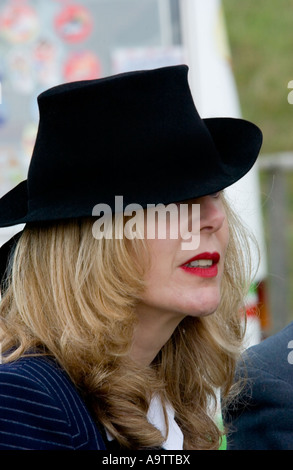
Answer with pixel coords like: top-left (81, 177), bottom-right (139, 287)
top-left (105, 394), bottom-right (183, 450)
top-left (147, 394), bottom-right (184, 450)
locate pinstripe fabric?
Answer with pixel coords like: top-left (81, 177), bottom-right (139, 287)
top-left (0, 355), bottom-right (106, 450)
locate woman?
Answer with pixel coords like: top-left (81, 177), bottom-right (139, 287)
top-left (0, 65), bottom-right (262, 450)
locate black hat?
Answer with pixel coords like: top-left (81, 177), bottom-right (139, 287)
top-left (0, 65), bottom-right (262, 229)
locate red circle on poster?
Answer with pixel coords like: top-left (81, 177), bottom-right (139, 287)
top-left (63, 51), bottom-right (101, 82)
top-left (54, 3), bottom-right (93, 44)
top-left (0, 2), bottom-right (39, 44)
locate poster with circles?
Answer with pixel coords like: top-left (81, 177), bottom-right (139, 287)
top-left (0, 0), bottom-right (100, 192)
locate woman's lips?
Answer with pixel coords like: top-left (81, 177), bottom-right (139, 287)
top-left (179, 252), bottom-right (220, 278)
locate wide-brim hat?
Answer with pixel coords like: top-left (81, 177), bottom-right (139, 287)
top-left (0, 65), bottom-right (262, 228)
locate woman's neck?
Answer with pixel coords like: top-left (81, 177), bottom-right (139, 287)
top-left (129, 303), bottom-right (184, 366)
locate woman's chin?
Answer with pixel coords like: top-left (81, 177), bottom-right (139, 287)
top-left (181, 292), bottom-right (222, 318)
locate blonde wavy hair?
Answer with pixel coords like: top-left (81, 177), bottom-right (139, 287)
top-left (0, 193), bottom-right (256, 450)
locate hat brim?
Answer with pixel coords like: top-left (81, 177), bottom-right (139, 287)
top-left (0, 181), bottom-right (28, 228)
top-left (0, 117), bottom-right (262, 228)
top-left (202, 116), bottom-right (262, 192)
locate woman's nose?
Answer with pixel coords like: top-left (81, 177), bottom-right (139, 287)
top-left (199, 195), bottom-right (226, 233)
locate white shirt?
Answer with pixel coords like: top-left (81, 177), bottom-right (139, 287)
top-left (146, 394), bottom-right (184, 450)
top-left (106, 394), bottom-right (183, 449)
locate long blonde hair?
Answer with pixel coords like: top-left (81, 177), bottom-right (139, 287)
top-left (0, 194), bottom-right (255, 449)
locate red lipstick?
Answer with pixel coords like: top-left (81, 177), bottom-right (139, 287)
top-left (180, 252), bottom-right (220, 278)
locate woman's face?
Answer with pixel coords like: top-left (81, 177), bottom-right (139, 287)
top-left (139, 193), bottom-right (229, 320)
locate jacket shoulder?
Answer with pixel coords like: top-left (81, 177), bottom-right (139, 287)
top-left (244, 321), bottom-right (293, 383)
top-left (0, 355), bottom-right (105, 450)
top-left (225, 323), bottom-right (293, 449)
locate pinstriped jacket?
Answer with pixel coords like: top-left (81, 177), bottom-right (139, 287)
top-left (0, 355), bottom-right (107, 450)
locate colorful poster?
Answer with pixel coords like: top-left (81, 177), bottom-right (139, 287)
top-left (32, 38), bottom-right (61, 88)
top-left (112, 46), bottom-right (186, 74)
top-left (0, 0), bottom-right (40, 44)
top-left (63, 51), bottom-right (101, 82)
top-left (7, 47), bottom-right (35, 94)
top-left (0, 146), bottom-right (24, 197)
top-left (54, 3), bottom-right (93, 44)
top-left (21, 122), bottom-right (38, 165)
top-left (0, 101), bottom-right (8, 128)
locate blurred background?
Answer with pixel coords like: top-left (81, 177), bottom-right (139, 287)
top-left (224, 0), bottom-right (293, 338)
top-left (0, 0), bottom-right (292, 343)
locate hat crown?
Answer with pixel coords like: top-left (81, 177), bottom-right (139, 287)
top-left (27, 65), bottom-right (218, 210)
